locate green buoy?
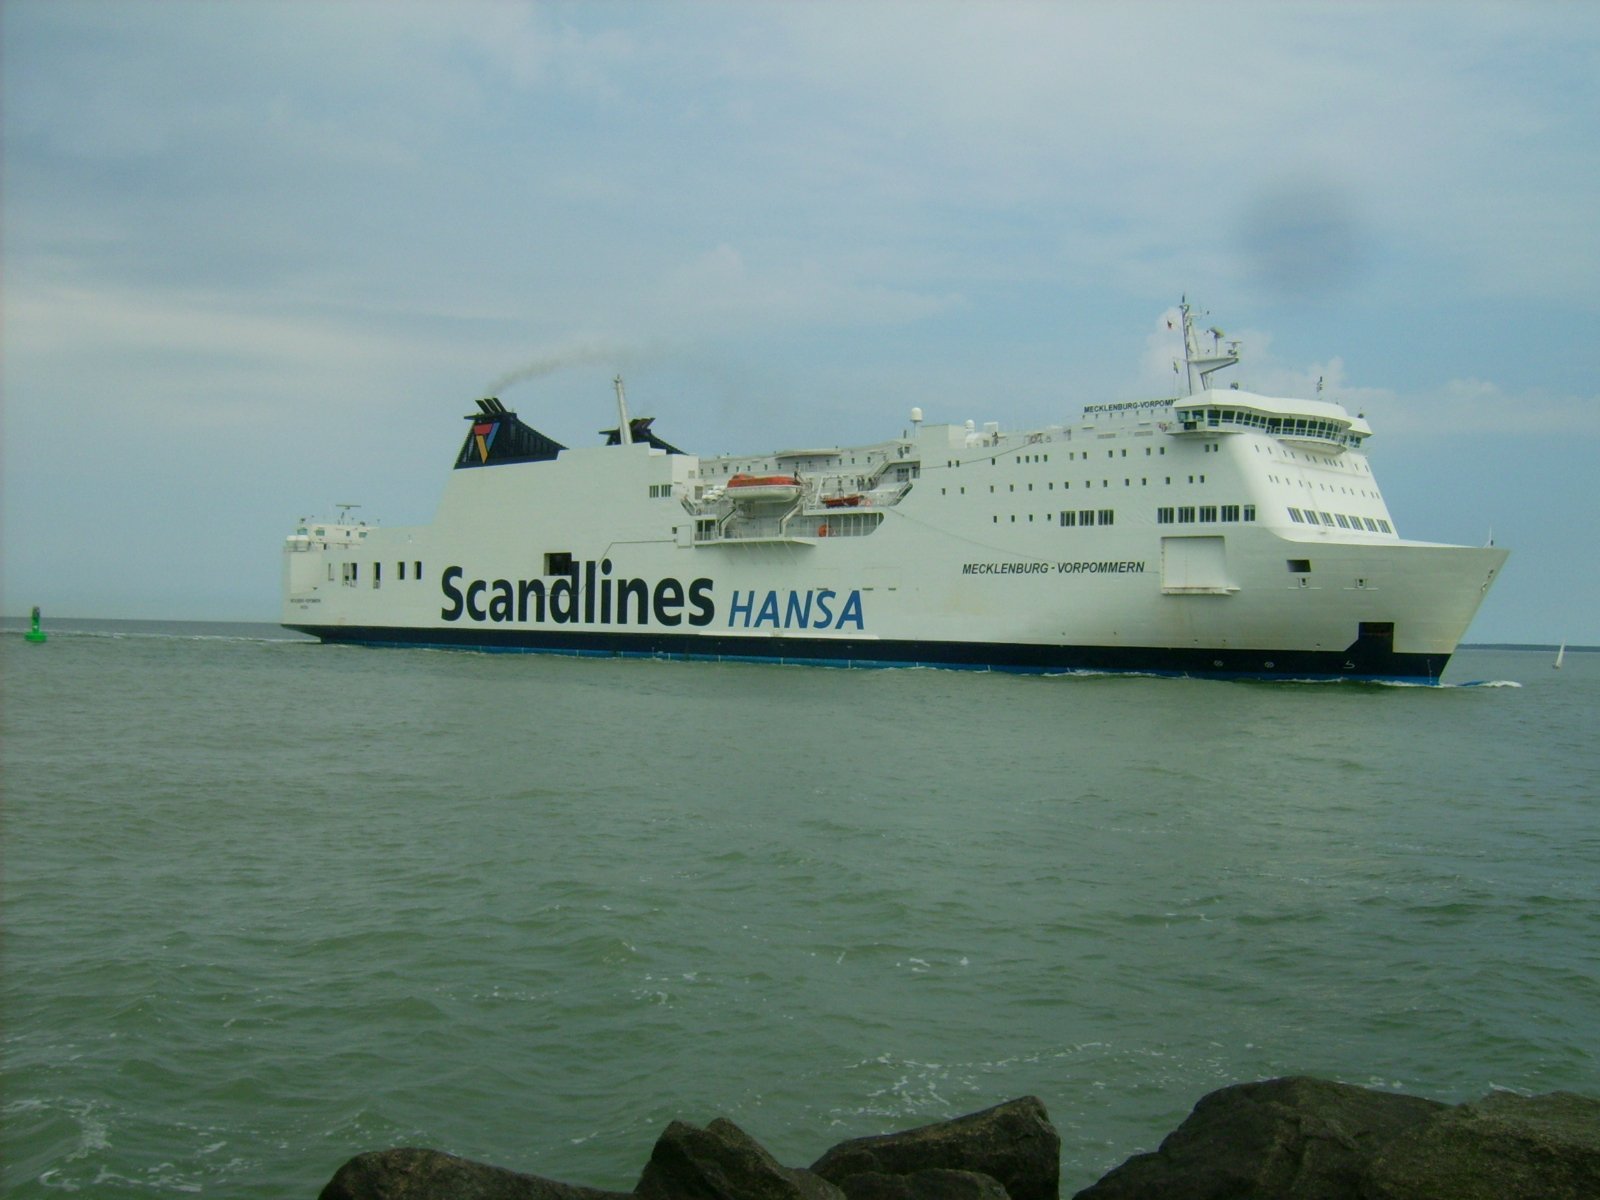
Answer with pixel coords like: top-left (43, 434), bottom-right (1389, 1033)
top-left (24, 605), bottom-right (48, 643)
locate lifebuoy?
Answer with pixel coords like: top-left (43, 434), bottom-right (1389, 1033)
top-left (818, 524), bottom-right (829, 537)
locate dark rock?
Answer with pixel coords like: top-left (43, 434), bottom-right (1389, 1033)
top-left (810, 1097), bottom-right (1058, 1200)
top-left (634, 1117), bottom-right (844, 1200)
top-left (318, 1147), bottom-right (630, 1200)
top-left (835, 1168), bottom-right (1011, 1200)
top-left (1071, 1076), bottom-right (1444, 1200)
top-left (1363, 1089), bottom-right (1600, 1199)
top-left (315, 1081), bottom-right (1600, 1200)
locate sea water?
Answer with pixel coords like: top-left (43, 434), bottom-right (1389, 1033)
top-left (2, 622), bottom-right (1595, 1197)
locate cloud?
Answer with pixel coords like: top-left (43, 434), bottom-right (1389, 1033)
top-left (1234, 176), bottom-right (1371, 300)
top-left (1, 279), bottom-right (491, 433)
top-left (9, 0), bottom-right (1596, 347)
top-left (1379, 378), bottom-right (1600, 440)
top-left (14, 284), bottom-right (370, 365)
top-left (1132, 301), bottom-right (1598, 442)
top-left (649, 244), bottom-right (964, 334)
top-left (733, 3), bottom-right (1600, 304)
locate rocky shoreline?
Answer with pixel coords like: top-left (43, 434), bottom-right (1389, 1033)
top-left (318, 1076), bottom-right (1599, 1199)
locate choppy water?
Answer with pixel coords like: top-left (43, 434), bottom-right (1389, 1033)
top-left (2, 622), bottom-right (1595, 1198)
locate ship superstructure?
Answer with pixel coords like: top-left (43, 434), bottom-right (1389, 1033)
top-left (283, 303), bottom-right (1506, 681)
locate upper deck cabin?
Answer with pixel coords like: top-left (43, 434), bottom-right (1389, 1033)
top-left (1167, 390), bottom-right (1371, 453)
top-left (434, 300), bottom-right (1385, 541)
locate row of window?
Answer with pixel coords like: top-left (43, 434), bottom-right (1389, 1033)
top-left (944, 473), bottom-right (1210, 498)
top-left (1288, 508), bottom-right (1393, 533)
top-left (692, 512), bottom-right (886, 540)
top-left (333, 561), bottom-right (425, 586)
top-left (1060, 510), bottom-right (1116, 527)
top-left (299, 526), bottom-right (370, 541)
top-left (990, 510), bottom-right (1116, 525)
top-left (1267, 471), bottom-right (1381, 500)
top-left (1180, 408), bottom-right (1364, 447)
top-left (943, 445), bottom-right (1170, 469)
top-left (981, 502), bottom-right (1388, 531)
top-left (698, 454), bottom-right (891, 476)
top-left (1156, 505), bottom-right (1257, 524)
top-left (1256, 444), bottom-right (1366, 473)
top-left (986, 509), bottom-right (1124, 526)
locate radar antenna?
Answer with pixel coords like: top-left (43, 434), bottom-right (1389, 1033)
top-left (613, 376), bottom-right (633, 446)
top-left (1179, 297), bottom-right (1241, 395)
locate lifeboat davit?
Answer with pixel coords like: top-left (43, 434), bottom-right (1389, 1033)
top-left (726, 473), bottom-right (804, 503)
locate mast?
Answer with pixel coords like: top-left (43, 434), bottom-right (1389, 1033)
top-left (613, 376), bottom-right (633, 446)
top-left (1180, 296), bottom-right (1241, 395)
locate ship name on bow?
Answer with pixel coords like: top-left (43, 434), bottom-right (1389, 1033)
top-left (962, 561), bottom-right (1147, 575)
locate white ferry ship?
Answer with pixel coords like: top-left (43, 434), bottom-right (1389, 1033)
top-left (283, 302), bottom-right (1506, 682)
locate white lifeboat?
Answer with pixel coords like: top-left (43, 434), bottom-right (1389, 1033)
top-left (726, 473), bottom-right (803, 503)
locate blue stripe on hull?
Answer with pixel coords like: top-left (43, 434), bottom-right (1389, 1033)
top-left (284, 624), bottom-right (1449, 684)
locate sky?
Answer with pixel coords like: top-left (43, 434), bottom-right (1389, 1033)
top-left (2, 0), bottom-right (1596, 642)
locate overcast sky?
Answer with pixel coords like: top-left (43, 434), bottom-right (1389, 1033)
top-left (3, 0), bottom-right (1596, 643)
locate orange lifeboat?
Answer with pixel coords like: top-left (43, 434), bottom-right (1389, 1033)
top-left (726, 473), bottom-right (804, 503)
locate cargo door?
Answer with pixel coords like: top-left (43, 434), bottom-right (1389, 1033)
top-left (1161, 536), bottom-right (1235, 594)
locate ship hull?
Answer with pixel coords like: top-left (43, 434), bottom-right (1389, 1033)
top-left (283, 379), bottom-right (1507, 685)
top-left (284, 620), bottom-right (1459, 682)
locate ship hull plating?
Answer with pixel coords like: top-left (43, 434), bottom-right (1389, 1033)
top-left (284, 620), bottom-right (1456, 682)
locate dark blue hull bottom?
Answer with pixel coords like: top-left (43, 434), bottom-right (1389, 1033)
top-left (285, 624), bottom-right (1451, 684)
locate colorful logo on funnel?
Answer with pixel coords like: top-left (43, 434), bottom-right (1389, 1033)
top-left (472, 422), bottom-right (499, 463)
